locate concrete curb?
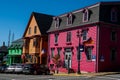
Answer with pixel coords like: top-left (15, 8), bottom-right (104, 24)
top-left (53, 72), bottom-right (120, 77)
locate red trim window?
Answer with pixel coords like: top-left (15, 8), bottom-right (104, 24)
top-left (66, 32), bottom-right (71, 43)
top-left (54, 34), bottom-right (59, 44)
top-left (81, 30), bottom-right (88, 41)
top-left (111, 8), bottom-right (117, 22)
top-left (82, 9), bottom-right (89, 22)
top-left (85, 47), bottom-right (92, 61)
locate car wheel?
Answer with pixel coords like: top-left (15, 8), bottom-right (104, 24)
top-left (45, 70), bottom-right (50, 75)
top-left (33, 70), bottom-right (37, 75)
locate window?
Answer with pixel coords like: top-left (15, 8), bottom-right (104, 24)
top-left (51, 48), bottom-right (54, 58)
top-left (111, 31), bottom-right (117, 41)
top-left (57, 48), bottom-right (61, 56)
top-left (34, 26), bottom-right (37, 34)
top-left (67, 13), bottom-right (72, 25)
top-left (33, 38), bottom-right (37, 47)
top-left (111, 8), bottom-right (117, 22)
top-left (83, 9), bottom-right (89, 22)
top-left (66, 32), bottom-right (71, 42)
top-left (28, 27), bottom-right (31, 34)
top-left (86, 47), bottom-right (92, 60)
top-left (54, 17), bottom-right (60, 28)
top-left (110, 48), bottom-right (117, 61)
top-left (54, 34), bottom-right (58, 44)
top-left (82, 30), bottom-right (87, 41)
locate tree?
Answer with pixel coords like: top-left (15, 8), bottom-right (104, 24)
top-left (52, 54), bottom-right (61, 74)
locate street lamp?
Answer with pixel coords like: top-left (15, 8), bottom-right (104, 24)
top-left (77, 30), bottom-right (81, 74)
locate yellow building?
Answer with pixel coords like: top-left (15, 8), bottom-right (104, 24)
top-left (22, 12), bottom-right (53, 64)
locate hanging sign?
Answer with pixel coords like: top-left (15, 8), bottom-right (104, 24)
top-left (92, 55), bottom-right (96, 61)
top-left (41, 49), bottom-right (46, 54)
top-left (79, 45), bottom-right (84, 52)
top-left (100, 55), bottom-right (104, 62)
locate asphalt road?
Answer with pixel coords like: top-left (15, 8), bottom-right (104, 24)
top-left (0, 73), bottom-right (120, 80)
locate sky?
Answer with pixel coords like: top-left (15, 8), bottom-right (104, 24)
top-left (0, 0), bottom-right (119, 46)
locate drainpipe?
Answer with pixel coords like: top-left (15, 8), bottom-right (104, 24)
top-left (96, 24), bottom-right (100, 73)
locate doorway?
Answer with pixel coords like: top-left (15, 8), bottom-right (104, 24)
top-left (65, 51), bottom-right (72, 68)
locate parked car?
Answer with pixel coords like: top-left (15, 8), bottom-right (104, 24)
top-left (0, 64), bottom-right (7, 73)
top-left (4, 65), bottom-right (15, 73)
top-left (4, 63), bottom-right (24, 73)
top-left (23, 64), bottom-right (50, 75)
top-left (14, 64), bottom-right (24, 74)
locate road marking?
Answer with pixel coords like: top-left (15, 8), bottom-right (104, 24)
top-left (97, 76), bottom-right (120, 80)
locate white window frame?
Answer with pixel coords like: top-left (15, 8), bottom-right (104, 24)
top-left (54, 17), bottom-right (60, 28)
top-left (83, 9), bottom-right (89, 22)
top-left (67, 13), bottom-right (73, 25)
top-left (82, 30), bottom-right (87, 41)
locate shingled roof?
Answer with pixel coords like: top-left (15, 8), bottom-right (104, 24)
top-left (48, 1), bottom-right (120, 32)
top-left (9, 38), bottom-right (23, 49)
top-left (23, 12), bottom-right (54, 37)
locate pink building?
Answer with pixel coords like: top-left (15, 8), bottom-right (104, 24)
top-left (48, 2), bottom-right (120, 73)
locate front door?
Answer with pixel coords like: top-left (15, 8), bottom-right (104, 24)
top-left (65, 52), bottom-right (72, 68)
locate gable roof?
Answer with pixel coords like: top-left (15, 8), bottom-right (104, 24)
top-left (23, 12), bottom-right (54, 37)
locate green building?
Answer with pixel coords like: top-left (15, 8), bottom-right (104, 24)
top-left (7, 39), bottom-right (23, 65)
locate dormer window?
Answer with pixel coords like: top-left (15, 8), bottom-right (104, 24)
top-left (54, 17), bottom-right (60, 28)
top-left (82, 9), bottom-right (89, 22)
top-left (67, 13), bottom-right (73, 25)
top-left (111, 8), bottom-right (117, 22)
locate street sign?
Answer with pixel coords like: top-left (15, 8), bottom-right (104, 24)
top-left (79, 45), bottom-right (84, 52)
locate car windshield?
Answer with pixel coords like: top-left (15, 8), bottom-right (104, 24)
top-left (16, 65), bottom-right (23, 68)
top-left (9, 65), bottom-right (15, 68)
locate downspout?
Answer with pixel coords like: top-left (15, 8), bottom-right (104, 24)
top-left (96, 24), bottom-right (100, 73)
top-left (47, 34), bottom-right (50, 66)
top-left (40, 36), bottom-right (43, 64)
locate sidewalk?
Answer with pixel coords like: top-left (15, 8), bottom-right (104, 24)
top-left (53, 72), bottom-right (120, 77)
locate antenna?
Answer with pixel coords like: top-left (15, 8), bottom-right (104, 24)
top-left (8, 30), bottom-right (10, 47)
top-left (12, 32), bottom-right (14, 42)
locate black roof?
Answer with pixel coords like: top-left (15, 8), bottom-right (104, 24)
top-left (23, 12), bottom-right (54, 37)
top-left (48, 1), bottom-right (120, 32)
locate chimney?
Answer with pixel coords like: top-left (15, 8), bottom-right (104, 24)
top-left (3, 42), bottom-right (5, 46)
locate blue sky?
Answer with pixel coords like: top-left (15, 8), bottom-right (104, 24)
top-left (0, 0), bottom-right (119, 46)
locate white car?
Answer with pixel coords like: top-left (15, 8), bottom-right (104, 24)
top-left (5, 65), bottom-right (15, 73)
top-left (14, 64), bottom-right (24, 73)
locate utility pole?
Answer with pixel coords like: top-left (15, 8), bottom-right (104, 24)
top-left (8, 30), bottom-right (11, 47)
